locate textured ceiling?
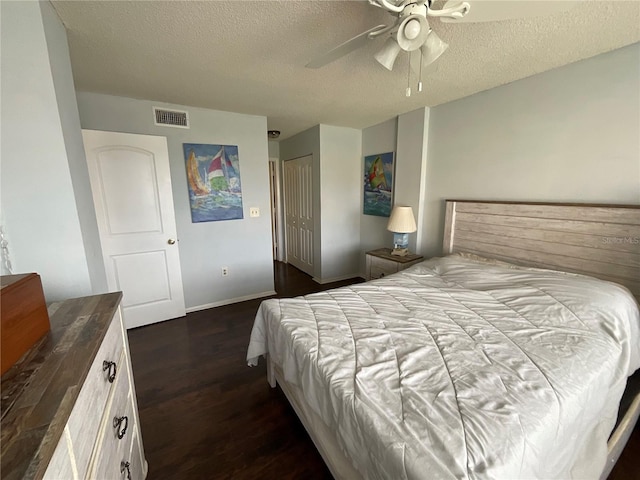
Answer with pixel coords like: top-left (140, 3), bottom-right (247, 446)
top-left (51, 0), bottom-right (640, 140)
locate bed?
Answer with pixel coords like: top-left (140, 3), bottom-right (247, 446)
top-left (247, 200), bottom-right (640, 479)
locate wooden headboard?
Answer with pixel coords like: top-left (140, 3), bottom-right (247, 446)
top-left (443, 200), bottom-right (640, 301)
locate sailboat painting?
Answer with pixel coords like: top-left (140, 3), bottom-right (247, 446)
top-left (363, 152), bottom-right (394, 217)
top-left (183, 143), bottom-right (244, 222)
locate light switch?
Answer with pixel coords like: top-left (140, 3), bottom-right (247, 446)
top-left (250, 207), bottom-right (260, 217)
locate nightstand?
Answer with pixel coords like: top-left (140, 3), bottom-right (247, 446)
top-left (365, 248), bottom-right (424, 281)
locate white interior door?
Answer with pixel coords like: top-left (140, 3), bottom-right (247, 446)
top-left (283, 155), bottom-right (313, 276)
top-left (83, 130), bottom-right (186, 329)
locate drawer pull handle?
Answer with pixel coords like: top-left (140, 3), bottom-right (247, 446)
top-left (120, 461), bottom-right (131, 480)
top-left (113, 415), bottom-right (129, 439)
top-left (103, 360), bottom-right (117, 383)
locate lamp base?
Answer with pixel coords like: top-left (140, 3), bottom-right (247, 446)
top-left (392, 233), bottom-right (409, 256)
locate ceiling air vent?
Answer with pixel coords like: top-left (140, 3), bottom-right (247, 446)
top-left (153, 107), bottom-right (189, 128)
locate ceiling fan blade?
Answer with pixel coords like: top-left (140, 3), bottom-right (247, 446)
top-left (306, 25), bottom-right (387, 68)
top-left (439, 0), bottom-right (578, 23)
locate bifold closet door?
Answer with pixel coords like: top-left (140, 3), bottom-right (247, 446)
top-left (283, 156), bottom-right (314, 276)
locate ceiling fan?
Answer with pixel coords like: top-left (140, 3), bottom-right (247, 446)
top-left (307, 0), bottom-right (576, 93)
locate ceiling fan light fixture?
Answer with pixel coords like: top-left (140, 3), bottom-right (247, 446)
top-left (374, 37), bottom-right (402, 71)
top-left (421, 30), bottom-right (449, 67)
top-left (397, 14), bottom-right (429, 52)
top-left (403, 19), bottom-right (422, 40)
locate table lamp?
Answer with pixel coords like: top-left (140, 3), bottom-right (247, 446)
top-left (387, 205), bottom-right (417, 256)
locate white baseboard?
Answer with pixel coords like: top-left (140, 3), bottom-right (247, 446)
top-left (186, 290), bottom-right (277, 313)
top-left (311, 273), bottom-right (363, 285)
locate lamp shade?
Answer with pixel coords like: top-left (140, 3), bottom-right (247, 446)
top-left (387, 206), bottom-right (417, 233)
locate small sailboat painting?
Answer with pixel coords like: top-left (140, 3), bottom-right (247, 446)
top-left (363, 152), bottom-right (394, 217)
top-left (183, 143), bottom-right (244, 222)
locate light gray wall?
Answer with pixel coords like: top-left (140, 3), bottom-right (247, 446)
top-left (76, 92), bottom-right (274, 310)
top-left (268, 140), bottom-right (280, 159)
top-left (319, 125), bottom-right (362, 281)
top-left (279, 125), bottom-right (322, 277)
top-left (360, 118), bottom-right (397, 275)
top-left (395, 108), bottom-right (430, 254)
top-left (40, 1), bottom-right (107, 294)
top-left (424, 43), bottom-right (640, 258)
top-left (279, 125), bottom-right (362, 281)
top-left (1, 1), bottom-right (94, 301)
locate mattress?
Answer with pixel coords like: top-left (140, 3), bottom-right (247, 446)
top-left (247, 256), bottom-right (640, 479)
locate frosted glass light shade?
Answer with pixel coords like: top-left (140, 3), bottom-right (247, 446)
top-left (403, 19), bottom-right (422, 40)
top-left (374, 38), bottom-right (402, 71)
top-left (421, 30), bottom-right (449, 67)
top-left (397, 15), bottom-right (429, 52)
top-left (387, 206), bottom-right (417, 233)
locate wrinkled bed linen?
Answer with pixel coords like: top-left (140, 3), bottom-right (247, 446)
top-left (247, 256), bottom-right (640, 479)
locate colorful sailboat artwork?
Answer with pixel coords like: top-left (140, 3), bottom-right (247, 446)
top-left (187, 150), bottom-right (210, 196)
top-left (363, 152), bottom-right (394, 217)
top-left (183, 143), bottom-right (244, 222)
top-left (368, 156), bottom-right (388, 190)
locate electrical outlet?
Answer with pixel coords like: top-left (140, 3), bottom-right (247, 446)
top-left (222, 266), bottom-right (229, 276)
top-left (249, 207), bottom-right (260, 217)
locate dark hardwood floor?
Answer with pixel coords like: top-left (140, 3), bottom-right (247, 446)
top-left (128, 262), bottom-right (639, 480)
top-left (127, 262), bottom-right (358, 479)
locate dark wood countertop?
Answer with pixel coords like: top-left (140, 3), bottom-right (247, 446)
top-left (1, 292), bottom-right (123, 480)
top-left (366, 248), bottom-right (423, 263)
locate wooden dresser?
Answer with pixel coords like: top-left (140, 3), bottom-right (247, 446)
top-left (1, 293), bottom-right (147, 480)
top-left (365, 248), bottom-right (424, 280)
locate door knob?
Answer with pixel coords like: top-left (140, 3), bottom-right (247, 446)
top-left (168, 239), bottom-right (176, 245)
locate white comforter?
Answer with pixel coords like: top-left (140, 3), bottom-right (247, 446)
top-left (246, 256), bottom-right (640, 480)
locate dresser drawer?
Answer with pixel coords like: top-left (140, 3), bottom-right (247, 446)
top-left (370, 265), bottom-right (394, 279)
top-left (88, 358), bottom-right (133, 480)
top-left (122, 426), bottom-right (145, 480)
top-left (366, 249), bottom-right (425, 281)
top-left (43, 426), bottom-right (76, 480)
top-left (369, 256), bottom-right (399, 279)
top-left (67, 313), bottom-right (125, 478)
